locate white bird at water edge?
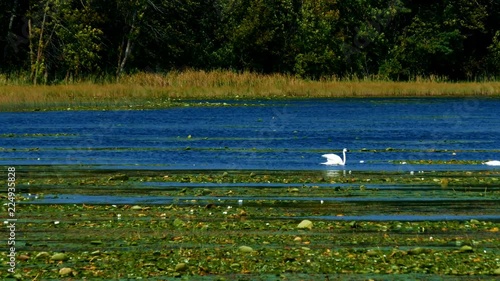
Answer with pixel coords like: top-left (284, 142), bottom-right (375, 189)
top-left (483, 160), bottom-right (500, 166)
top-left (321, 148), bottom-right (349, 165)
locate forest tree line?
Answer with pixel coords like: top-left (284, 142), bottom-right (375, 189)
top-left (1, 0), bottom-right (500, 83)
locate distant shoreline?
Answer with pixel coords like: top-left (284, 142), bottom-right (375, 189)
top-left (1, 71), bottom-right (500, 112)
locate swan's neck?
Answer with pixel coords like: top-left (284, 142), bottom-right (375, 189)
top-left (342, 150), bottom-right (346, 164)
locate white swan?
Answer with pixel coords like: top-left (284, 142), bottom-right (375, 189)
top-left (484, 160), bottom-right (500, 166)
top-left (321, 148), bottom-right (348, 165)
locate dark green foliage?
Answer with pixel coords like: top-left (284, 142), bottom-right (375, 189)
top-left (1, 0), bottom-right (499, 82)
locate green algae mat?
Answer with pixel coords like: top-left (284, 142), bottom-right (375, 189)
top-left (2, 167), bottom-right (500, 280)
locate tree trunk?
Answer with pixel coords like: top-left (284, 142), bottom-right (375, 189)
top-left (116, 10), bottom-right (137, 78)
top-left (30, 2), bottom-right (49, 85)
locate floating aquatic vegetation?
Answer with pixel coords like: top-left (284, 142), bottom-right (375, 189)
top-left (2, 166), bottom-right (499, 279)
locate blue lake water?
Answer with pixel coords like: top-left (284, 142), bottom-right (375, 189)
top-left (1, 98), bottom-right (499, 171)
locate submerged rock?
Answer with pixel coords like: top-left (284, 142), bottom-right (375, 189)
top-left (407, 247), bottom-right (426, 255)
top-left (175, 262), bottom-right (188, 272)
top-left (108, 174), bottom-right (129, 181)
top-left (238, 245), bottom-right (254, 253)
top-left (297, 220), bottom-right (313, 230)
top-left (35, 252), bottom-right (50, 259)
top-left (51, 253), bottom-right (69, 261)
top-left (366, 249), bottom-right (381, 257)
top-left (458, 245), bottom-right (474, 253)
top-left (59, 267), bottom-right (74, 276)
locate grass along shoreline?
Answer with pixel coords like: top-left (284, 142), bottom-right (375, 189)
top-left (1, 70), bottom-right (500, 111)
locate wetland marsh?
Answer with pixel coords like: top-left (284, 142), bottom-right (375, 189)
top-left (1, 98), bottom-right (500, 280)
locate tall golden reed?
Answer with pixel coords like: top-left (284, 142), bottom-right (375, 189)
top-left (1, 70), bottom-right (499, 111)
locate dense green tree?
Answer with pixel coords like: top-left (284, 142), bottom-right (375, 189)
top-left (135, 0), bottom-right (223, 71)
top-left (101, 0), bottom-right (224, 73)
top-left (1, 0), bottom-right (500, 82)
top-left (56, 2), bottom-right (103, 79)
top-left (292, 0), bottom-right (341, 78)
top-left (26, 0), bottom-right (103, 83)
top-left (380, 0), bottom-right (493, 80)
top-left (484, 1), bottom-right (500, 76)
top-left (222, 0), bottom-right (300, 73)
top-left (1, 0), bottom-right (30, 72)
top-left (337, 0), bottom-right (407, 77)
top-left (488, 31), bottom-right (500, 75)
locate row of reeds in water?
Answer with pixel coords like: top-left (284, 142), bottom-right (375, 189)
top-left (1, 70), bottom-right (500, 111)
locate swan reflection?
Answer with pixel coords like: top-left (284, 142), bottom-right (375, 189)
top-left (324, 169), bottom-right (347, 177)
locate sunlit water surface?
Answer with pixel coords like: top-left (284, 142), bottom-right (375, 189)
top-left (2, 98), bottom-right (499, 170)
top-left (2, 98), bottom-right (499, 220)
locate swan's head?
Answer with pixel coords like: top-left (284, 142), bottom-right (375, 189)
top-left (343, 148), bottom-right (349, 152)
